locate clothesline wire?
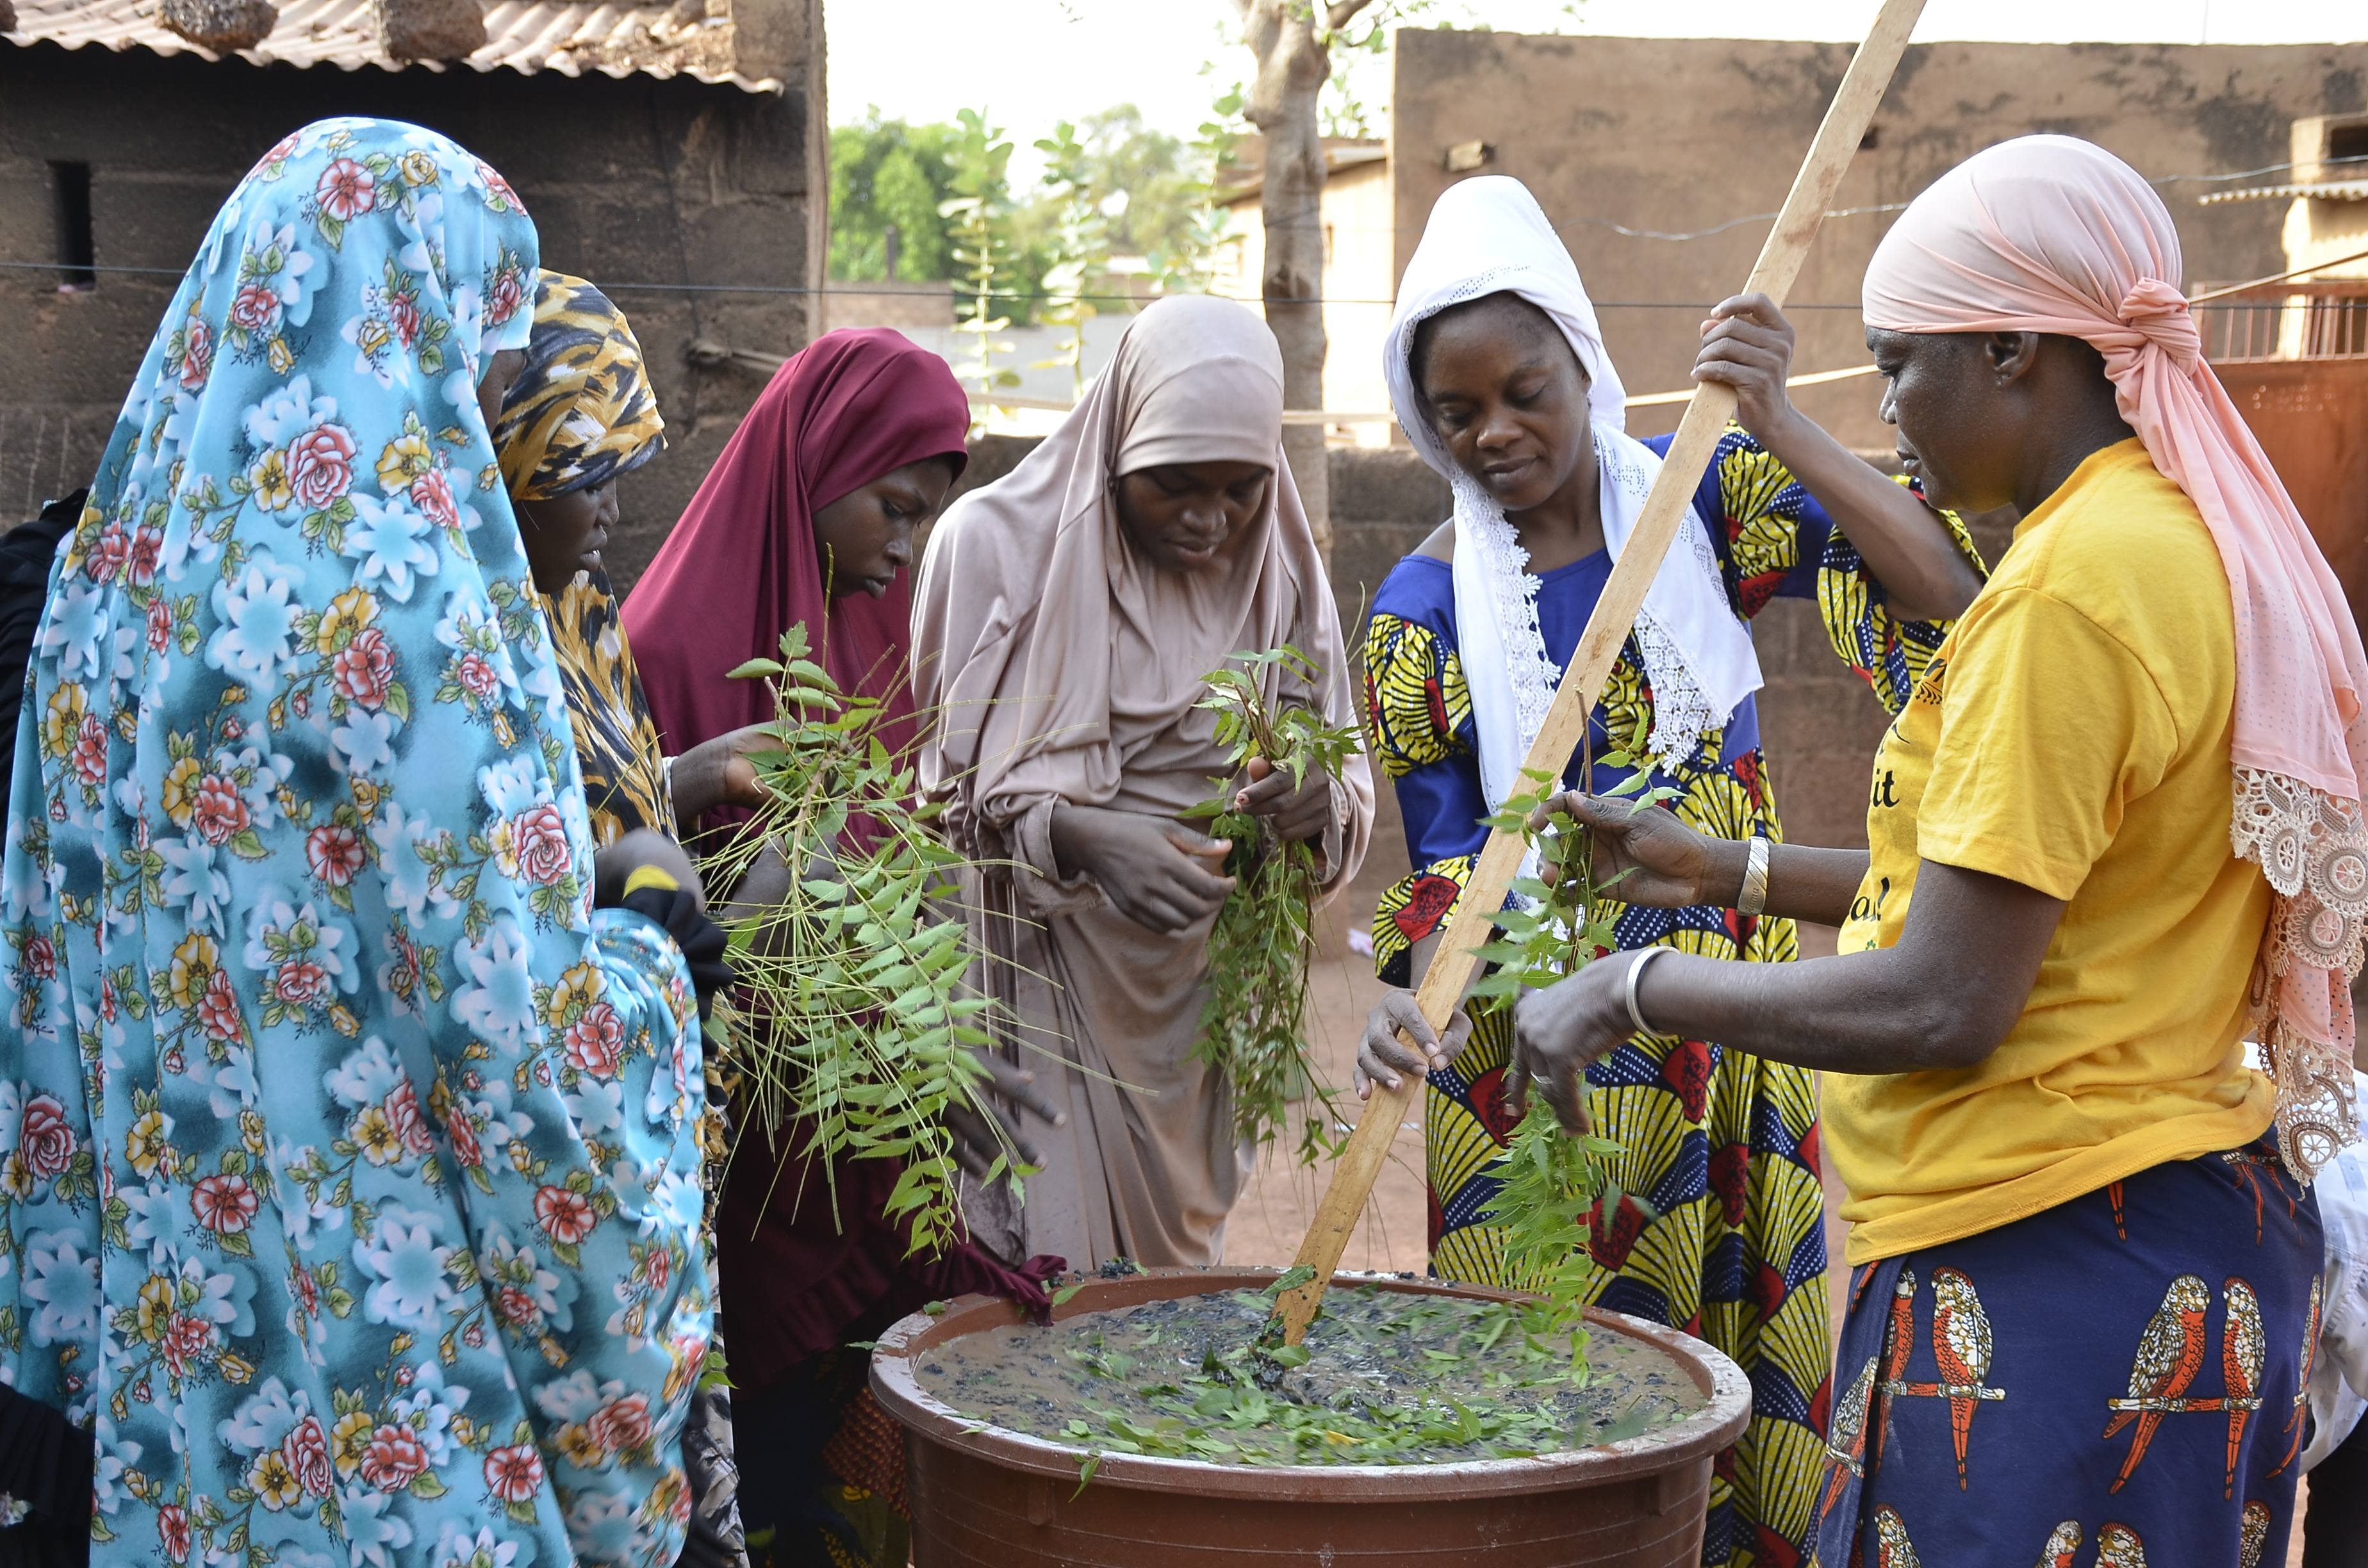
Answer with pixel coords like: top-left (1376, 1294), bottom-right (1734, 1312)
top-left (0, 260), bottom-right (1867, 307)
top-left (1556, 152), bottom-right (2368, 241)
top-left (3, 262), bottom-right (2329, 313)
top-left (4, 151), bottom-right (2359, 300)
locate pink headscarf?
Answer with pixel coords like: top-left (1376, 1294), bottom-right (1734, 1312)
top-left (1863, 134), bottom-right (2367, 1177)
top-left (621, 330), bottom-right (971, 764)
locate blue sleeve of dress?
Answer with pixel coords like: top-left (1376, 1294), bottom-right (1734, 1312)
top-left (1365, 557), bottom-right (1487, 867)
top-left (1641, 424), bottom-right (1985, 713)
top-left (1640, 427), bottom-right (1834, 612)
top-left (1362, 555), bottom-right (1492, 985)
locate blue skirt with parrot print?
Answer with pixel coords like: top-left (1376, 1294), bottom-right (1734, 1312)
top-left (1808, 1136), bottom-right (2324, 1567)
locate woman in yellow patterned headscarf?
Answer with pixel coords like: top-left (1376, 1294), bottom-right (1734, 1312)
top-left (494, 271), bottom-right (677, 844)
top-left (493, 270), bottom-right (753, 1568)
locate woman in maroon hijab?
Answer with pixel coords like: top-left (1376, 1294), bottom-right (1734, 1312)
top-left (623, 331), bottom-right (1064, 1568)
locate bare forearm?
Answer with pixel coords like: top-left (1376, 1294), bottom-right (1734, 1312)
top-left (1697, 837), bottom-right (1871, 927)
top-left (1631, 946), bottom-right (1978, 1075)
top-left (1519, 860), bottom-right (2065, 1088)
top-left (1753, 410), bottom-right (1982, 622)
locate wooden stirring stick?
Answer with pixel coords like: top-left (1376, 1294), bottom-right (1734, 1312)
top-left (1273, 0), bottom-right (1932, 1346)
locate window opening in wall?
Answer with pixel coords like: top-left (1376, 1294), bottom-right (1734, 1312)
top-left (51, 162), bottom-right (95, 291)
top-left (2330, 122), bottom-right (2368, 171)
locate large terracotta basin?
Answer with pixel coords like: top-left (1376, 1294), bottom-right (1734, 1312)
top-left (869, 1266), bottom-right (1752, 1566)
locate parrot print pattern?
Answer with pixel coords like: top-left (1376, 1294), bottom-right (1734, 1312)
top-left (1805, 1137), bottom-right (2319, 1567)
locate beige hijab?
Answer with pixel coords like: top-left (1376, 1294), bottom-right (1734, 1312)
top-left (913, 294), bottom-right (1375, 1268)
top-left (916, 294), bottom-right (1356, 835)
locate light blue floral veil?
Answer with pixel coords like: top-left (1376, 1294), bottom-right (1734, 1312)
top-left (0, 118), bottom-right (711, 1568)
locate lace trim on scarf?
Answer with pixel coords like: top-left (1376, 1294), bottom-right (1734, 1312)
top-left (1451, 470), bottom-right (1562, 765)
top-left (1447, 463), bottom-right (1720, 783)
top-left (2230, 764), bottom-right (2367, 1179)
top-left (1390, 264), bottom-right (1547, 382)
top-left (1595, 434), bottom-right (1724, 772)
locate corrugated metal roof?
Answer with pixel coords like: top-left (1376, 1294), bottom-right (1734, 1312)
top-left (2, 0), bottom-right (780, 92)
top-left (2199, 179), bottom-right (2368, 205)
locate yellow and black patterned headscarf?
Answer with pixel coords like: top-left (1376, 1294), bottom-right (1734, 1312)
top-left (493, 271), bottom-right (666, 500)
top-left (491, 272), bottom-right (672, 844)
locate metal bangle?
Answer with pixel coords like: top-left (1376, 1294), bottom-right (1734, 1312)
top-left (1624, 945), bottom-right (1670, 1037)
top-left (1738, 835), bottom-right (1771, 919)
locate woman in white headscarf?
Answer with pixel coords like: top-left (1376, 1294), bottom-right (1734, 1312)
top-left (1351, 176), bottom-right (1985, 1561)
top-left (913, 295), bottom-right (1375, 1271)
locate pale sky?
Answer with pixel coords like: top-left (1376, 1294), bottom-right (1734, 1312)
top-left (825, 1), bottom-right (2368, 192)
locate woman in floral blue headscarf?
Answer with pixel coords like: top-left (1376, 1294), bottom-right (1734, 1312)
top-left (0, 118), bottom-right (714, 1568)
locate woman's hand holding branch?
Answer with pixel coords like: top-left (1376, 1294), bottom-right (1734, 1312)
top-left (670, 723), bottom-right (782, 827)
top-left (1233, 753), bottom-right (1335, 844)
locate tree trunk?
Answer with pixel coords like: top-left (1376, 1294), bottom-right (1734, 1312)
top-left (1235, 0), bottom-right (1369, 562)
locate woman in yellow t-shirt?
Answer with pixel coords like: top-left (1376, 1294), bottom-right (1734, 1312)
top-left (1507, 137), bottom-right (2360, 1563)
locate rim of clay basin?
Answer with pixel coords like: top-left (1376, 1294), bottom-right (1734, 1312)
top-left (868, 1266), bottom-right (1752, 1502)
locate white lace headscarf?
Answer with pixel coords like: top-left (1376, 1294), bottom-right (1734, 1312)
top-left (1383, 176), bottom-right (1761, 812)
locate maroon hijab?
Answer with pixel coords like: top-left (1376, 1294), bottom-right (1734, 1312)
top-left (621, 329), bottom-right (970, 759)
top-left (627, 335), bottom-right (1057, 1385)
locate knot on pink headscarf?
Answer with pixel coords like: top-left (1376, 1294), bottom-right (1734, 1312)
top-left (2117, 277), bottom-right (2200, 370)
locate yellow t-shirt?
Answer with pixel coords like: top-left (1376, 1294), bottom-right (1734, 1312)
top-left (1827, 439), bottom-right (2276, 1264)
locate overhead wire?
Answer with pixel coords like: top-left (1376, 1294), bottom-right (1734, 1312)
top-left (5, 152), bottom-right (2359, 304)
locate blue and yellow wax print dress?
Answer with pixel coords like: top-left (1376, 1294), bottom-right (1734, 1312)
top-left (1361, 425), bottom-right (1981, 1568)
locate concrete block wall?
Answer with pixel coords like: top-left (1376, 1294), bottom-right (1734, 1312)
top-left (1391, 32), bottom-right (2368, 456)
top-left (0, 41), bottom-right (821, 594)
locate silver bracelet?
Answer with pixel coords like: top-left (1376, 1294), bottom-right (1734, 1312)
top-left (1738, 835), bottom-right (1771, 919)
top-left (1624, 946), bottom-right (1671, 1037)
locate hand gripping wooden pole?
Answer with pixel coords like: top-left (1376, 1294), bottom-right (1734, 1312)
top-left (1273, 0), bottom-right (1929, 1345)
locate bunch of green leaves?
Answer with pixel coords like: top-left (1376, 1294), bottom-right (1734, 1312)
top-left (1480, 1108), bottom-right (1624, 1377)
top-left (705, 625), bottom-right (1019, 1260)
top-left (1463, 728), bottom-right (1681, 1375)
top-left (1180, 647), bottom-right (1362, 1164)
top-left (939, 108), bottom-right (1021, 405)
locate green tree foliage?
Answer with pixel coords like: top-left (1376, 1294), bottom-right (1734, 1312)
top-left (828, 102), bottom-right (1235, 323)
top-left (828, 109), bottom-right (962, 281)
top-left (1027, 121), bottom-right (1112, 397)
top-left (1064, 105), bottom-right (1211, 261)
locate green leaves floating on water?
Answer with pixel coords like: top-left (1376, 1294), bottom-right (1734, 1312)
top-left (705, 624), bottom-right (1025, 1261)
top-left (1180, 646), bottom-right (1363, 1165)
top-left (983, 1287), bottom-right (1697, 1489)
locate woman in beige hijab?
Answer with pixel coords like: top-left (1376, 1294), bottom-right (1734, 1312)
top-left (914, 295), bottom-right (1375, 1268)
